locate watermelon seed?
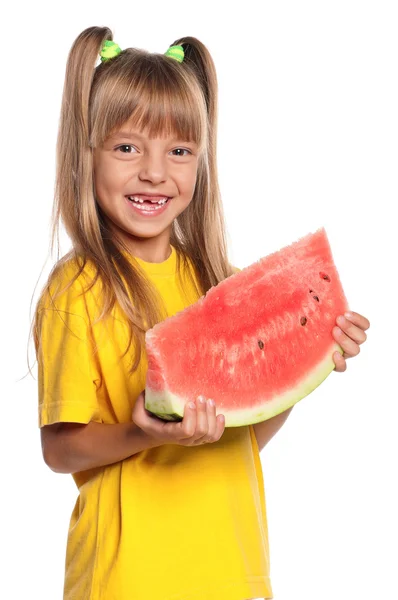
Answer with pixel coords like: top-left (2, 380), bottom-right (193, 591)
top-left (320, 272), bottom-right (331, 282)
top-left (300, 317), bottom-right (307, 326)
top-left (309, 289), bottom-right (313, 293)
top-left (313, 295), bottom-right (320, 302)
top-left (258, 340), bottom-right (264, 350)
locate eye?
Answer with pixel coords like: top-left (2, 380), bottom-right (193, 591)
top-left (116, 144), bottom-right (136, 154)
top-left (171, 148), bottom-right (191, 157)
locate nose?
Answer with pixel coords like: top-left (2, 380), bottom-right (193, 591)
top-left (138, 151), bottom-right (168, 184)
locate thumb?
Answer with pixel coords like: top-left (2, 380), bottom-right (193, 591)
top-left (132, 389), bottom-right (146, 417)
top-left (137, 389), bottom-right (146, 401)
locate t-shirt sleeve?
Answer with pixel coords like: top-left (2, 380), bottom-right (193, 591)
top-left (37, 272), bottom-right (102, 428)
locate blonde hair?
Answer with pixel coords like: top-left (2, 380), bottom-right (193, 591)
top-left (32, 25), bottom-right (235, 375)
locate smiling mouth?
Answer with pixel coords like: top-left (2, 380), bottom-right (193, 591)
top-left (126, 195), bottom-right (171, 205)
top-left (125, 196), bottom-right (172, 213)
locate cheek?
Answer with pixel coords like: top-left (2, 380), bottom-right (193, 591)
top-left (93, 155), bottom-right (108, 199)
top-left (180, 164), bottom-right (199, 196)
top-left (93, 174), bottom-right (108, 213)
top-left (94, 161), bottom-right (124, 202)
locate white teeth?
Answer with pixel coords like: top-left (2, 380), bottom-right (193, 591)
top-left (127, 196), bottom-right (169, 212)
top-left (128, 196), bottom-right (169, 205)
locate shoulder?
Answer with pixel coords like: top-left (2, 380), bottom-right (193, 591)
top-left (38, 254), bottom-right (100, 317)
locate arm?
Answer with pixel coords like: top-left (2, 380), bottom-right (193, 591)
top-left (41, 421), bottom-right (160, 474)
top-left (253, 406), bottom-right (294, 452)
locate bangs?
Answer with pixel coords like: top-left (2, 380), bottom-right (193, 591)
top-left (89, 50), bottom-right (208, 153)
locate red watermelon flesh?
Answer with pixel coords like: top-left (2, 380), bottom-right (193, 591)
top-left (144, 228), bottom-right (349, 427)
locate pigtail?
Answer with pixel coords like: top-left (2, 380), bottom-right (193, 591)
top-left (52, 26), bottom-right (112, 256)
top-left (170, 37), bottom-right (218, 131)
top-left (167, 37), bottom-right (231, 286)
top-left (169, 37), bottom-right (219, 168)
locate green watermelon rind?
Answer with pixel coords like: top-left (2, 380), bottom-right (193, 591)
top-left (145, 341), bottom-right (343, 427)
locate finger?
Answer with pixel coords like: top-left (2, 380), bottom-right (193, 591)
top-left (336, 315), bottom-right (367, 344)
top-left (132, 392), bottom-right (163, 438)
top-left (206, 400), bottom-right (226, 440)
top-left (132, 391), bottom-right (147, 422)
top-left (333, 326), bottom-right (361, 357)
top-left (344, 311), bottom-right (371, 331)
top-left (216, 413), bottom-right (226, 439)
top-left (191, 398), bottom-right (215, 445)
top-left (205, 399), bottom-right (217, 440)
top-left (194, 395), bottom-right (209, 440)
top-left (333, 351), bottom-right (347, 372)
top-left (179, 401), bottom-right (197, 439)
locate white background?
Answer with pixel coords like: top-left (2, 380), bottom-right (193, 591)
top-left (2, 1), bottom-right (397, 599)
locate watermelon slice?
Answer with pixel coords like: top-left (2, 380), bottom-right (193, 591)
top-left (144, 228), bottom-right (349, 427)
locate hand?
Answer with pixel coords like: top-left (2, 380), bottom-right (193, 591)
top-left (332, 311), bottom-right (370, 372)
top-left (131, 391), bottom-right (226, 447)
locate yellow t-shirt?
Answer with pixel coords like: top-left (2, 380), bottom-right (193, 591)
top-left (37, 245), bottom-right (274, 600)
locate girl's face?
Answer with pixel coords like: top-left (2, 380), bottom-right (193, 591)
top-left (93, 124), bottom-right (199, 252)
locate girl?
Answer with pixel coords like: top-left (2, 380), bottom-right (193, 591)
top-left (33, 26), bottom-right (370, 600)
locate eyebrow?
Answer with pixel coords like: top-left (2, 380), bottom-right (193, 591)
top-left (112, 131), bottom-right (145, 139)
top-left (111, 131), bottom-right (195, 144)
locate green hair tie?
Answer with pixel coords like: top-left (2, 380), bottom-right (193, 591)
top-left (164, 45), bottom-right (184, 63)
top-left (100, 40), bottom-right (122, 62)
top-left (99, 41), bottom-right (184, 64)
